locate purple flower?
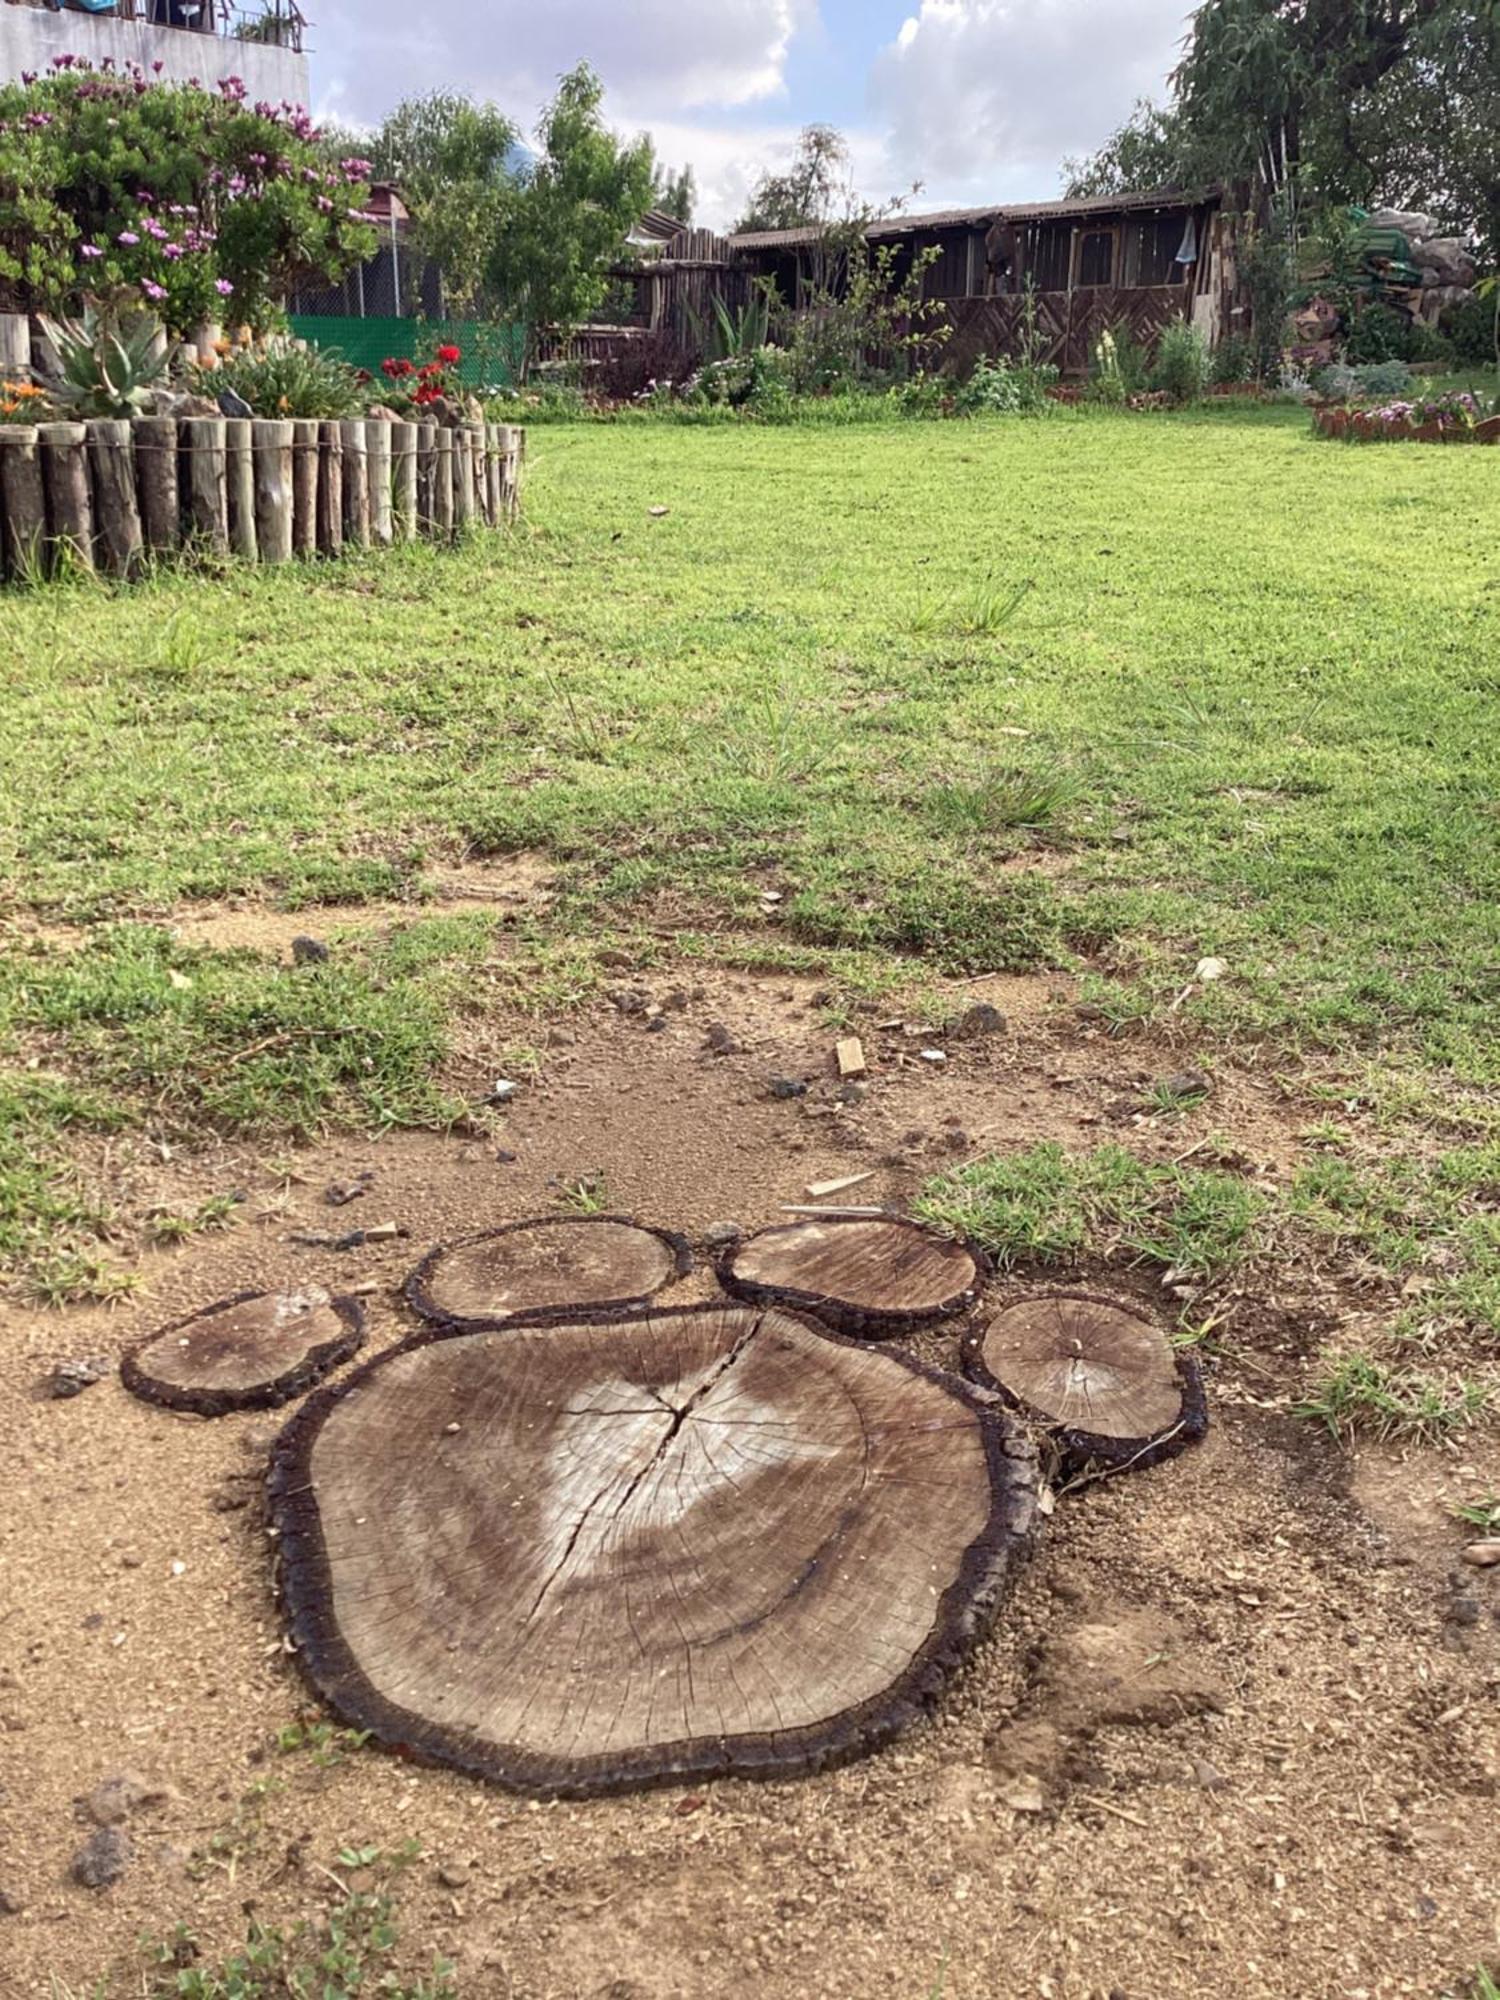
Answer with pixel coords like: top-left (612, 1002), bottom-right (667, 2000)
top-left (80, 242), bottom-right (104, 259)
top-left (141, 280), bottom-right (166, 302)
top-left (144, 219), bottom-right (168, 240)
top-left (215, 278), bottom-right (234, 297)
top-left (117, 229), bottom-right (139, 246)
top-left (152, 59), bottom-right (163, 73)
top-left (162, 242), bottom-right (183, 260)
top-left (22, 112), bottom-right (52, 129)
top-left (20, 70), bottom-right (36, 86)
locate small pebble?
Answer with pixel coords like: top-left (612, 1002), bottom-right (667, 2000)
top-left (436, 1861), bottom-right (469, 1890)
top-left (72, 1826), bottom-right (131, 1890)
top-left (48, 1356), bottom-right (110, 1400)
top-left (954, 1002), bottom-right (1007, 1039)
top-left (1461, 1540), bottom-right (1500, 1568)
top-left (918, 1049), bottom-right (947, 1065)
top-left (767, 1076), bottom-right (807, 1100)
top-left (701, 1222), bottom-right (743, 1250)
top-left (290, 936), bottom-right (330, 966)
top-left (488, 1080), bottom-right (521, 1104)
top-left (703, 1022), bottom-right (740, 1056)
top-left (0, 1886), bottom-right (24, 1916)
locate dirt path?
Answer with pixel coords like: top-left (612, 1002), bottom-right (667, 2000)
top-left (3, 972), bottom-right (1497, 1998)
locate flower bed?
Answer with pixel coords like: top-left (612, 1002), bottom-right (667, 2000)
top-left (1314, 391), bottom-right (1500, 444)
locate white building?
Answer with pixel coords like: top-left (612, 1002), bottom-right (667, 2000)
top-left (0, 0), bottom-right (309, 105)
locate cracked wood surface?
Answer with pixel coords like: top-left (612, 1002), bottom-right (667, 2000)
top-left (405, 1215), bottom-right (688, 1329)
top-left (271, 1302), bottom-right (1036, 1795)
top-left (121, 1288), bottom-right (363, 1416)
top-left (718, 1217), bottom-right (983, 1336)
top-left (963, 1292), bottom-right (1206, 1473)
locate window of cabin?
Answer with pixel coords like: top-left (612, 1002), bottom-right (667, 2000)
top-left (1122, 214), bottom-right (1187, 287)
top-left (1027, 225), bottom-right (1072, 291)
top-left (1076, 228), bottom-right (1115, 287)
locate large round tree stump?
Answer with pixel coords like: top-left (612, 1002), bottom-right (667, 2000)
top-left (270, 1302), bottom-right (1036, 1796)
top-left (405, 1216), bottom-right (690, 1330)
top-left (718, 1216), bottom-right (983, 1337)
top-left (122, 1289), bottom-right (364, 1416)
top-left (962, 1291), bottom-right (1206, 1475)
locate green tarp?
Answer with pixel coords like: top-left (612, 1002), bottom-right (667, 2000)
top-left (287, 317), bottom-right (525, 389)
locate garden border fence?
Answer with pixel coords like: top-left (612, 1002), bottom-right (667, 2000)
top-left (0, 414), bottom-right (524, 582)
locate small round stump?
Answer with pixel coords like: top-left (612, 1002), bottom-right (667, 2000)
top-left (270, 1301), bottom-right (1036, 1797)
top-left (717, 1216), bottom-right (983, 1337)
top-left (405, 1215), bottom-right (691, 1330)
top-left (962, 1291), bottom-right (1206, 1474)
top-left (121, 1288), bottom-right (364, 1416)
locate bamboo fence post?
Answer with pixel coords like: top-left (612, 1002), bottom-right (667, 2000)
top-left (480, 423), bottom-right (497, 526)
top-left (224, 417), bottom-right (256, 561)
top-left (366, 419), bottom-right (392, 547)
top-left (181, 417), bottom-right (228, 553)
top-left (292, 419), bottom-right (319, 558)
top-left (85, 419), bottom-right (144, 578)
top-left (0, 311), bottom-right (29, 378)
top-left (452, 425), bottom-right (474, 531)
top-left (38, 422), bottom-right (94, 574)
top-left (391, 422), bottom-right (417, 542)
top-left (434, 425), bottom-right (454, 539)
top-left (252, 418), bottom-right (295, 563)
top-left (415, 421), bottom-right (437, 537)
top-left (340, 418), bottom-right (370, 549)
top-left (317, 420), bottom-right (343, 557)
top-left (0, 425), bottom-right (44, 581)
top-left (134, 416), bottom-right (180, 553)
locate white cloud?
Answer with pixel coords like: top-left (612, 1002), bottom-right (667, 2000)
top-left (312, 0), bottom-right (812, 132)
top-left (871, 0), bottom-right (1188, 203)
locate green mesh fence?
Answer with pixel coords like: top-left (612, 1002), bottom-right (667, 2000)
top-left (287, 317), bottom-right (526, 389)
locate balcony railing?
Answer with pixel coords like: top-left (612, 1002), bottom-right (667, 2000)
top-left (20, 0), bottom-right (307, 53)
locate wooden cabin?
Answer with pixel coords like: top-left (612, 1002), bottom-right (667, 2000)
top-left (621, 189), bottom-right (1244, 376)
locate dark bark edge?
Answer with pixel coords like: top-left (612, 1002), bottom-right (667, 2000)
top-left (715, 1220), bottom-right (989, 1340)
top-left (959, 1288), bottom-right (1208, 1476)
top-left (120, 1290), bottom-right (366, 1418)
top-left (268, 1299), bottom-right (1038, 1799)
top-left (403, 1213), bottom-right (694, 1332)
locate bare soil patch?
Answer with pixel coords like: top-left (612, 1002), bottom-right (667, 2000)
top-left (2, 971), bottom-right (1497, 1998)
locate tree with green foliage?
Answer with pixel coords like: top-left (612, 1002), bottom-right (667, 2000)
top-left (487, 64), bottom-right (654, 373)
top-left (651, 160), bottom-right (696, 225)
top-left (372, 91), bottom-right (519, 315)
top-left (1068, 0), bottom-right (1500, 256)
top-left (734, 125), bottom-right (851, 234)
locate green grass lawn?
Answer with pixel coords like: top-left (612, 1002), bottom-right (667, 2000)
top-left (1, 401), bottom-right (1497, 1353)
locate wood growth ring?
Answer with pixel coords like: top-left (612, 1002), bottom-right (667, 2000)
top-left (404, 1214), bottom-right (691, 1330)
top-left (717, 1215), bottom-right (984, 1337)
top-left (961, 1290), bottom-right (1206, 1473)
top-left (121, 1288), bottom-right (365, 1416)
top-left (270, 1302), bottom-right (1036, 1797)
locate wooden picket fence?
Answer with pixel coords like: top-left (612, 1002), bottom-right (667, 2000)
top-left (0, 415), bottom-right (524, 583)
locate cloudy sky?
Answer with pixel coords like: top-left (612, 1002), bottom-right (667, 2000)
top-left (310, 0), bottom-right (1193, 228)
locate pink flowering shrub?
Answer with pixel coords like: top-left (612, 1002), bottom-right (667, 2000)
top-left (0, 62), bottom-right (376, 331)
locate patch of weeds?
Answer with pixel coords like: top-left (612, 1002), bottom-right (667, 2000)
top-left (0, 1076), bottom-right (129, 1301)
top-left (922, 757), bottom-right (1080, 835)
top-left (150, 609), bottom-right (213, 679)
top-left (275, 1719), bottom-right (372, 1769)
top-left (1144, 1073), bottom-right (1212, 1114)
top-left (1076, 973), bottom-right (1157, 1034)
top-left (918, 1142), bottom-right (1266, 1279)
top-left (555, 1171), bottom-right (611, 1216)
top-left (912, 573), bottom-right (1033, 637)
top-left (1295, 1354), bottom-right (1488, 1444)
top-left (136, 1843), bottom-right (456, 1999)
top-left (147, 1191), bottom-right (242, 1245)
top-left (1447, 1493), bottom-right (1500, 1535)
top-left (28, 1247), bottom-right (140, 1309)
top-left (789, 871), bottom-right (1073, 976)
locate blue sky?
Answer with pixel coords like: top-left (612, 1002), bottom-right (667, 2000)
top-left (311, 1), bottom-right (1191, 228)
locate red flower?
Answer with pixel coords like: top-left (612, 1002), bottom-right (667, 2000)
top-left (417, 360), bottom-right (442, 379)
top-left (381, 356), bottom-right (414, 379)
top-left (413, 383), bottom-right (442, 405)
top-left (435, 343), bottom-right (461, 366)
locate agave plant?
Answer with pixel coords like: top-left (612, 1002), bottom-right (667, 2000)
top-left (37, 308), bottom-right (171, 418)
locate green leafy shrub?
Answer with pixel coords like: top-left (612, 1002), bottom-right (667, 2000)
top-left (1441, 289), bottom-right (1499, 365)
top-left (1314, 358), bottom-right (1413, 400)
top-left (191, 338), bottom-right (367, 419)
top-left (1151, 317), bottom-right (1210, 404)
top-left (0, 63), bottom-right (375, 332)
top-left (1212, 331), bottom-right (1256, 384)
top-left (1343, 300), bottom-right (1414, 363)
top-left (1089, 323), bottom-right (1148, 403)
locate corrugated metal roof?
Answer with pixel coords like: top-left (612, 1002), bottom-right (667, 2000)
top-left (727, 187), bottom-right (1218, 253)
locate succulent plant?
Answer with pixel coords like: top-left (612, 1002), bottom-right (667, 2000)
top-left (37, 307), bottom-right (171, 418)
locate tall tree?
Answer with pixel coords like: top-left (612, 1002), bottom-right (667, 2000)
top-left (734, 125), bottom-right (851, 234)
top-left (651, 161), bottom-right (696, 225)
top-left (1062, 99), bottom-right (1200, 199)
top-left (372, 92), bottom-right (519, 314)
top-left (488, 64), bottom-right (655, 370)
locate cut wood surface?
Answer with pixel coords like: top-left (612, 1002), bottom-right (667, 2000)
top-left (270, 1301), bottom-right (1036, 1795)
top-left (962, 1290), bottom-right (1207, 1472)
top-left (122, 1288), bottom-right (364, 1417)
top-left (406, 1214), bottom-right (690, 1329)
top-left (719, 1215), bottom-right (983, 1336)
